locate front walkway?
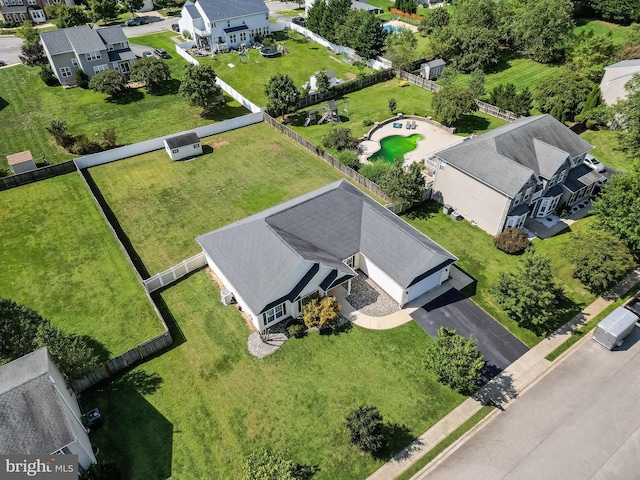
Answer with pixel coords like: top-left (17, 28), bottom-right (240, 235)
top-left (524, 201), bottom-right (592, 239)
top-left (367, 268), bottom-right (640, 480)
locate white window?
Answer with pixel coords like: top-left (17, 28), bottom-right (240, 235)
top-left (227, 21), bottom-right (230, 27)
top-left (85, 51), bottom-right (101, 61)
top-left (263, 303), bottom-right (286, 326)
top-left (240, 32), bottom-right (246, 42)
top-left (439, 160), bottom-right (446, 171)
top-left (193, 143), bottom-right (200, 149)
top-left (171, 148), bottom-right (179, 154)
top-left (93, 64), bottom-right (108, 74)
top-left (28, 0), bottom-right (36, 4)
top-left (557, 170), bottom-right (567, 183)
top-left (108, 44), bottom-right (114, 51)
top-left (523, 186), bottom-right (533, 200)
top-left (71, 57), bottom-right (78, 67)
top-left (59, 66), bottom-right (72, 77)
top-left (548, 174), bottom-right (556, 187)
top-left (514, 192), bottom-right (522, 205)
top-left (228, 33), bottom-right (236, 43)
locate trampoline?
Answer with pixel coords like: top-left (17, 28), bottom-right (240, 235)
top-left (260, 47), bottom-right (279, 57)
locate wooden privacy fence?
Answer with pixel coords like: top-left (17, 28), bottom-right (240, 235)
top-left (397, 71), bottom-right (520, 123)
top-left (263, 113), bottom-right (390, 202)
top-left (144, 252), bottom-right (207, 293)
top-left (72, 332), bottom-right (172, 392)
top-left (0, 161), bottom-right (76, 191)
top-left (389, 7), bottom-right (423, 21)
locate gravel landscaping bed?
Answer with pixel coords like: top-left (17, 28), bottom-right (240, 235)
top-left (346, 273), bottom-right (400, 317)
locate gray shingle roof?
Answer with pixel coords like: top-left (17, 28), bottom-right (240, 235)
top-left (165, 132), bottom-right (199, 149)
top-left (108, 49), bottom-right (137, 62)
top-left (437, 115), bottom-right (593, 197)
top-left (197, 181), bottom-right (456, 315)
top-left (65, 25), bottom-right (106, 55)
top-left (427, 59), bottom-right (446, 68)
top-left (183, 1), bottom-right (201, 19)
top-left (196, 0), bottom-right (268, 22)
top-left (41, 25), bottom-right (113, 57)
top-left (565, 164), bottom-right (601, 192)
top-left (0, 349), bottom-right (75, 456)
top-left (40, 29), bottom-right (73, 56)
top-left (96, 25), bottom-right (128, 46)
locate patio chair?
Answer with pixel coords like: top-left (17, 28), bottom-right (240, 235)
top-left (406, 121), bottom-right (411, 129)
top-left (412, 120), bottom-right (417, 129)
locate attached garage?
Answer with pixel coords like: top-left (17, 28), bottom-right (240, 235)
top-left (405, 265), bottom-right (451, 304)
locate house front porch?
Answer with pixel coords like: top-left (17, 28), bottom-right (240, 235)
top-left (524, 200), bottom-right (592, 239)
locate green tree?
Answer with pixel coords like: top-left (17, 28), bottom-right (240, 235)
top-left (592, 165), bottom-right (640, 250)
top-left (47, 5), bottom-right (89, 28)
top-left (345, 405), bottom-right (385, 454)
top-left (19, 42), bottom-right (46, 67)
top-left (89, 0), bottom-right (119, 23)
top-left (335, 150), bottom-right (360, 170)
top-left (396, 0), bottom-right (417, 14)
top-left (432, 86), bottom-right (478, 126)
top-left (566, 229), bottom-right (635, 292)
top-left (322, 126), bottom-right (357, 151)
top-left (302, 296), bottom-right (341, 328)
top-left (315, 69), bottom-right (331, 94)
top-left (490, 250), bottom-right (563, 334)
top-left (424, 327), bottom-right (485, 395)
top-left (388, 97), bottom-right (397, 114)
top-left (15, 20), bottom-right (40, 46)
top-left (130, 57), bottom-right (171, 93)
top-left (511, 0), bottom-right (574, 63)
top-left (418, 7), bottom-right (450, 35)
top-left (431, 23), bottom-right (500, 73)
top-left (379, 161), bottom-right (426, 208)
top-left (468, 69), bottom-right (485, 98)
top-left (121, 0), bottom-right (144, 17)
top-left (612, 74), bottom-right (640, 158)
top-left (569, 30), bottom-right (616, 82)
top-left (306, 0), bottom-right (326, 35)
top-left (534, 69), bottom-right (593, 121)
top-left (180, 64), bottom-right (224, 113)
top-left (264, 73), bottom-right (300, 119)
top-left (384, 28), bottom-right (419, 69)
top-left (353, 12), bottom-right (386, 59)
top-left (590, 0), bottom-right (640, 24)
top-left (321, 0), bottom-right (351, 43)
top-left (243, 449), bottom-right (317, 480)
top-left (89, 69), bottom-right (127, 97)
top-left (0, 298), bottom-right (98, 381)
top-left (489, 83), bottom-right (532, 116)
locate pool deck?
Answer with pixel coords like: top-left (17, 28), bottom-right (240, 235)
top-left (359, 118), bottom-right (462, 166)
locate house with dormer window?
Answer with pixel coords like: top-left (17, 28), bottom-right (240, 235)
top-left (431, 115), bottom-right (601, 235)
top-left (178, 0), bottom-right (270, 50)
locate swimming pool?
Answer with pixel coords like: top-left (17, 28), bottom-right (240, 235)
top-left (368, 134), bottom-right (424, 164)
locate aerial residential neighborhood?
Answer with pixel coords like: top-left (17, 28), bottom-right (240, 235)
top-left (0, 0), bottom-right (639, 479)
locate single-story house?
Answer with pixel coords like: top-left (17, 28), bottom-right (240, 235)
top-left (197, 180), bottom-right (457, 332)
top-left (0, 348), bottom-right (96, 471)
top-left (431, 114), bottom-right (600, 235)
top-left (179, 0), bottom-right (270, 50)
top-left (6, 150), bottom-right (36, 174)
top-left (164, 132), bottom-right (203, 161)
top-left (41, 25), bottom-right (136, 87)
top-left (600, 60), bottom-right (640, 106)
top-left (421, 59), bottom-right (446, 80)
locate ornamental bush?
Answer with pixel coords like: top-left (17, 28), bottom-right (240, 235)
top-left (493, 228), bottom-right (530, 254)
top-left (345, 405), bottom-right (385, 454)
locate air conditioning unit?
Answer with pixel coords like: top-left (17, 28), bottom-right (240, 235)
top-left (443, 204), bottom-right (453, 215)
top-left (220, 289), bottom-right (234, 306)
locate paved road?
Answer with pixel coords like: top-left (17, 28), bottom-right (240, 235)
top-left (417, 326), bottom-right (640, 480)
top-left (411, 289), bottom-right (529, 375)
top-left (0, 35), bottom-right (22, 66)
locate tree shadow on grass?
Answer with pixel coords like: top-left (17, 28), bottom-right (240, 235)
top-left (150, 79), bottom-right (181, 96)
top-left (78, 335), bottom-right (111, 363)
top-left (455, 114), bottom-right (490, 135)
top-left (108, 89), bottom-right (145, 105)
top-left (374, 423), bottom-right (418, 461)
top-left (319, 320), bottom-right (353, 336)
top-left (402, 200), bottom-right (442, 222)
top-left (81, 370), bottom-right (173, 479)
top-left (0, 95), bottom-right (8, 113)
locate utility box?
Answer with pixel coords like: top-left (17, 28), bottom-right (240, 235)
top-left (592, 306), bottom-right (639, 350)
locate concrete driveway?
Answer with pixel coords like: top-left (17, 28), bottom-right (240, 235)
top-left (418, 327), bottom-right (640, 480)
top-left (411, 289), bottom-right (529, 376)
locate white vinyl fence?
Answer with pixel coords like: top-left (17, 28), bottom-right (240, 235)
top-left (143, 252), bottom-right (207, 293)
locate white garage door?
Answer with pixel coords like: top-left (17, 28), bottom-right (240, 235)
top-left (406, 271), bottom-right (441, 303)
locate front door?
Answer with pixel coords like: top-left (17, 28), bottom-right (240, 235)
top-left (119, 62), bottom-right (131, 74)
top-left (537, 196), bottom-right (560, 218)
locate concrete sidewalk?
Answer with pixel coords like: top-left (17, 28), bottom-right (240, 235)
top-left (367, 269), bottom-right (640, 480)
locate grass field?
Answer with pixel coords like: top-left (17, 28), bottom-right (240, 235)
top-left (0, 174), bottom-right (162, 357)
top-left (89, 122), bottom-right (345, 274)
top-left (0, 34), bottom-right (248, 170)
top-left (403, 203), bottom-right (596, 346)
top-left (288, 79), bottom-right (507, 150)
top-left (580, 129), bottom-right (636, 174)
top-left (574, 18), bottom-right (631, 44)
top-left (84, 270), bottom-right (464, 479)
top-left (197, 31), bottom-right (369, 106)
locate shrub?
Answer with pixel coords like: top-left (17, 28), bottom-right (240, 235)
top-left (70, 134), bottom-right (103, 155)
top-left (76, 68), bottom-right (89, 89)
top-left (359, 162), bottom-right (392, 184)
top-left (345, 405), bottom-right (385, 454)
top-left (336, 150), bottom-right (360, 170)
top-left (493, 228), bottom-right (530, 254)
top-left (322, 126), bottom-right (358, 151)
top-left (397, 80), bottom-right (409, 87)
top-left (39, 64), bottom-right (58, 86)
top-left (302, 296), bottom-right (341, 328)
top-left (287, 324), bottom-right (306, 338)
top-left (102, 127), bottom-right (117, 149)
top-left (362, 118), bottom-right (373, 126)
top-left (46, 119), bottom-right (74, 150)
top-left (388, 97), bottom-right (397, 114)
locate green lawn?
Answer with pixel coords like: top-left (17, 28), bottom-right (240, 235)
top-left (0, 34), bottom-right (248, 170)
top-left (580, 129), bottom-right (635, 174)
top-left (84, 270), bottom-right (464, 479)
top-left (403, 203), bottom-right (596, 346)
top-left (197, 31), bottom-right (369, 106)
top-left (89, 122), bottom-right (346, 274)
top-left (0, 174), bottom-right (162, 357)
top-left (288, 79), bottom-right (507, 150)
top-left (574, 18), bottom-right (631, 44)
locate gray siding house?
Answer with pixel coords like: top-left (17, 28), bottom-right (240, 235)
top-left (0, 0), bottom-right (74, 25)
top-left (431, 115), bottom-right (601, 236)
top-left (41, 25), bottom-right (136, 87)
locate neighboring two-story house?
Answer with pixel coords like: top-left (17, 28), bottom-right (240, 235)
top-left (0, 348), bottom-right (96, 472)
top-left (178, 0), bottom-right (270, 50)
top-left (41, 24), bottom-right (136, 87)
top-left (0, 0), bottom-right (73, 25)
top-left (431, 115), bottom-right (601, 236)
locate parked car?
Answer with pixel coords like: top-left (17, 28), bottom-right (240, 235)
top-left (291, 17), bottom-right (306, 27)
top-left (171, 23), bottom-right (179, 32)
top-left (142, 51), bottom-right (154, 58)
top-left (154, 48), bottom-right (170, 59)
top-left (124, 17), bottom-right (146, 26)
top-left (584, 154), bottom-right (606, 173)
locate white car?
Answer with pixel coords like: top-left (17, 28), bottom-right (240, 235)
top-left (584, 154), bottom-right (606, 173)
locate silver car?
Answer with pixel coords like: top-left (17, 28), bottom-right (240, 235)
top-left (584, 154), bottom-right (606, 173)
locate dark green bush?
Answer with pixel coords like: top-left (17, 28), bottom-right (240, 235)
top-left (76, 68), bottom-right (89, 89)
top-left (362, 118), bottom-right (373, 126)
top-left (322, 126), bottom-right (358, 151)
top-left (359, 162), bottom-right (392, 184)
top-left (493, 228), bottom-right (530, 254)
top-left (39, 64), bottom-right (58, 86)
top-left (345, 405), bottom-right (386, 454)
top-left (287, 324), bottom-right (306, 338)
top-left (336, 150), bottom-right (360, 170)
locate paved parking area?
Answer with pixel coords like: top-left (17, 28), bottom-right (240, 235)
top-left (411, 289), bottom-right (529, 375)
top-left (418, 327), bottom-right (640, 480)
